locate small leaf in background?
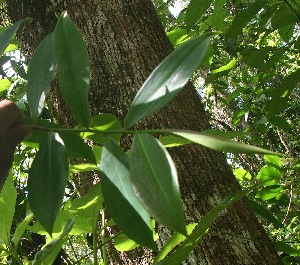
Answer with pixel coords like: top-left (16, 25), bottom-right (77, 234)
top-left (101, 139), bottom-right (155, 249)
top-left (232, 109), bottom-right (247, 125)
top-left (185, 0), bottom-right (212, 31)
top-left (81, 114), bottom-right (122, 144)
top-left (153, 223), bottom-right (197, 264)
top-left (54, 13), bottom-right (91, 128)
top-left (27, 32), bottom-right (56, 118)
top-left (264, 155), bottom-right (282, 169)
top-left (233, 168), bottom-right (252, 181)
top-left (247, 200), bottom-right (283, 229)
top-left (33, 218), bottom-right (74, 265)
top-left (114, 234), bottom-right (139, 252)
top-left (12, 212), bottom-right (34, 247)
top-left (0, 19), bottom-right (25, 56)
top-left (125, 33), bottom-right (216, 128)
top-left (28, 132), bottom-right (69, 235)
top-left (225, 1), bottom-right (267, 39)
top-left (255, 186), bottom-right (283, 201)
top-left (156, 190), bottom-right (249, 265)
top-left (167, 129), bottom-right (281, 155)
top-left (0, 78), bottom-right (11, 95)
top-left (130, 133), bottom-right (186, 236)
top-left (206, 59), bottom-right (236, 84)
top-left (257, 166), bottom-right (281, 186)
top-left (69, 163), bottom-right (98, 174)
top-left (0, 174), bottom-right (17, 243)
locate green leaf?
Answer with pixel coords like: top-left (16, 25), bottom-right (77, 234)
top-left (257, 166), bottom-right (281, 186)
top-left (27, 32), bottom-right (56, 118)
top-left (101, 139), bottom-right (155, 249)
top-left (234, 168), bottom-right (252, 181)
top-left (185, 0), bottom-right (212, 31)
top-left (271, 5), bottom-right (298, 30)
top-left (54, 13), bottom-right (91, 127)
top-left (124, 33), bottom-right (216, 128)
top-left (153, 223), bottom-right (197, 264)
top-left (69, 163), bottom-right (98, 174)
top-left (114, 234), bottom-right (139, 252)
top-left (80, 114), bottom-right (122, 144)
top-left (28, 132), bottom-right (69, 235)
top-left (69, 182), bottom-right (104, 234)
top-left (206, 59), bottom-right (236, 84)
top-left (0, 19), bottom-right (25, 56)
top-left (267, 115), bottom-right (291, 131)
top-left (12, 212), bottom-right (33, 247)
top-left (156, 190), bottom-right (249, 265)
top-left (0, 78), bottom-right (11, 94)
top-left (265, 68), bottom-right (300, 117)
top-left (33, 218), bottom-right (74, 265)
top-left (264, 155), bottom-right (282, 169)
top-left (167, 129), bottom-right (281, 155)
top-left (159, 135), bottom-right (192, 147)
top-left (247, 200), bottom-right (283, 228)
top-left (255, 186), bottom-right (283, 201)
top-left (225, 0), bottom-right (266, 39)
top-left (0, 174), bottom-right (17, 243)
top-left (130, 133), bottom-right (186, 235)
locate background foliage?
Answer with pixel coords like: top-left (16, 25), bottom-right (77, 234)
top-left (0, 0), bottom-right (300, 264)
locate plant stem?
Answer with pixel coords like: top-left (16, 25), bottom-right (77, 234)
top-left (100, 210), bottom-right (108, 265)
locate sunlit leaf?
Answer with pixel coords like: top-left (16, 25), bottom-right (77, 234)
top-left (130, 133), bottom-right (186, 235)
top-left (28, 132), bottom-right (69, 235)
top-left (54, 13), bottom-right (91, 127)
top-left (101, 139), bottom-right (155, 249)
top-left (114, 234), bottom-right (139, 252)
top-left (27, 32), bottom-right (56, 118)
top-left (234, 168), bottom-right (252, 181)
top-left (125, 33), bottom-right (216, 128)
top-left (264, 155), bottom-right (282, 169)
top-left (167, 129), bottom-right (281, 155)
top-left (257, 166), bottom-right (281, 186)
top-left (0, 175), bottom-right (17, 243)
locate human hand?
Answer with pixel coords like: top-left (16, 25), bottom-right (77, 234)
top-left (0, 100), bottom-right (31, 189)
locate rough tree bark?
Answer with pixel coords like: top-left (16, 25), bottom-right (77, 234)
top-left (6, 0), bottom-right (282, 264)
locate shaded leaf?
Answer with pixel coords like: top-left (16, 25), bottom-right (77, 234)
top-left (247, 200), bottom-right (283, 229)
top-left (28, 132), bottom-right (69, 235)
top-left (12, 212), bottom-right (33, 247)
top-left (54, 13), bottom-right (91, 127)
top-left (27, 33), bottom-right (56, 118)
top-left (156, 190), bottom-right (249, 265)
top-left (185, 0), bottom-right (212, 31)
top-left (101, 139), bottom-right (155, 249)
top-left (225, 0), bottom-right (266, 39)
top-left (167, 129), bottom-right (281, 155)
top-left (0, 19), bottom-right (25, 56)
top-left (125, 33), bottom-right (216, 128)
top-left (130, 133), bottom-right (186, 235)
top-left (206, 59), bottom-right (236, 84)
top-left (0, 175), bottom-right (17, 243)
top-left (33, 219), bottom-right (74, 265)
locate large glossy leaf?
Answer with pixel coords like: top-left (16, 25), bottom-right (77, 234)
top-left (33, 219), bottom-right (74, 265)
top-left (124, 33), bottom-right (216, 128)
top-left (28, 132), bottom-right (69, 235)
top-left (130, 133), bottom-right (186, 235)
top-left (0, 19), bottom-right (25, 56)
top-left (167, 129), bottom-right (281, 155)
top-left (156, 190), bottom-right (248, 265)
top-left (27, 32), bottom-right (56, 118)
top-left (101, 139), bottom-right (155, 249)
top-left (185, 0), bottom-right (212, 31)
top-left (0, 175), bottom-right (17, 243)
top-left (54, 13), bottom-right (91, 128)
top-left (225, 0), bottom-right (266, 39)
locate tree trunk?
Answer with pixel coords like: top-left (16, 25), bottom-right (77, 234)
top-left (6, 0), bottom-right (282, 264)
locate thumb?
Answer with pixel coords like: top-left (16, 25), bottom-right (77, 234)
top-left (8, 125), bottom-right (32, 147)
